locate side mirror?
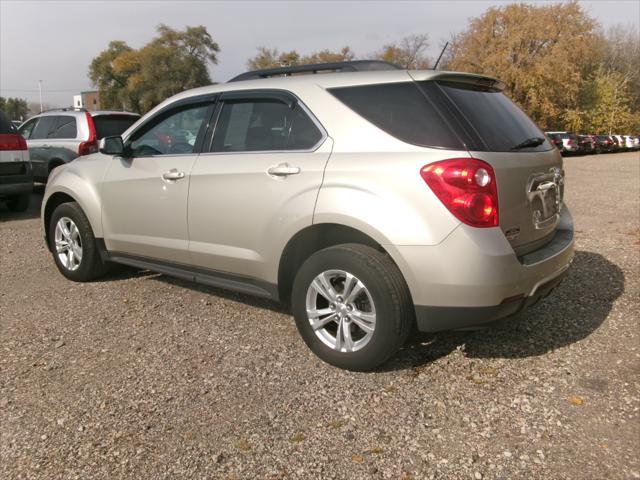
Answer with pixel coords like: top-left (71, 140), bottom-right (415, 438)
top-left (99, 136), bottom-right (125, 155)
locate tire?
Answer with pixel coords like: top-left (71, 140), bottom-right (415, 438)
top-left (291, 243), bottom-right (414, 371)
top-left (6, 193), bottom-right (29, 212)
top-left (48, 202), bottom-right (109, 282)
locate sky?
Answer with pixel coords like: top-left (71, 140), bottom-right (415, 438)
top-left (1, 0), bottom-right (639, 107)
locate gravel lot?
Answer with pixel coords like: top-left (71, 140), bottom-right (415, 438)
top-left (1, 151), bottom-right (638, 480)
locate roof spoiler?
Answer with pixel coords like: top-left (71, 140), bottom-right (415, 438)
top-left (409, 71), bottom-right (505, 91)
top-left (228, 60), bottom-right (401, 82)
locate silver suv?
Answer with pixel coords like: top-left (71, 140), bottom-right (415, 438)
top-left (41, 61), bottom-right (574, 371)
top-left (18, 108), bottom-right (139, 182)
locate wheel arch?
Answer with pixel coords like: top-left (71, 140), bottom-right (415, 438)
top-left (277, 222), bottom-right (408, 304)
top-left (42, 183), bottom-right (102, 251)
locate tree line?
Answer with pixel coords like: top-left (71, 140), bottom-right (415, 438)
top-left (4, 1), bottom-right (638, 133)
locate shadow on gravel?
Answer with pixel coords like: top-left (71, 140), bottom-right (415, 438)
top-left (383, 250), bottom-right (624, 371)
top-left (153, 275), bottom-right (289, 314)
top-left (0, 184), bottom-right (44, 221)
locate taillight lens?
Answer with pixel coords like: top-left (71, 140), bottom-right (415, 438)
top-left (78, 112), bottom-right (98, 156)
top-left (420, 158), bottom-right (499, 228)
top-left (0, 133), bottom-right (28, 151)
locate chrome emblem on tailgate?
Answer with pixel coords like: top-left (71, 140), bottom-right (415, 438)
top-left (527, 167), bottom-right (564, 230)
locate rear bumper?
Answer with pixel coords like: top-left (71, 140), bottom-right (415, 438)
top-left (414, 263), bottom-right (568, 331)
top-left (386, 207), bottom-right (574, 332)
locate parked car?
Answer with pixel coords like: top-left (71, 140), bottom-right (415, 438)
top-left (546, 131), bottom-right (578, 155)
top-left (18, 108), bottom-right (140, 183)
top-left (593, 135), bottom-right (615, 153)
top-left (577, 134), bottom-right (595, 154)
top-left (42, 61), bottom-right (574, 371)
top-left (0, 109), bottom-right (32, 212)
top-left (546, 133), bottom-right (563, 150)
top-left (612, 135), bottom-right (627, 151)
top-left (622, 135), bottom-right (636, 150)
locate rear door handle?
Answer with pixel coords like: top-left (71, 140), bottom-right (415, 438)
top-left (42, 144), bottom-right (51, 149)
top-left (162, 169), bottom-right (185, 181)
top-left (267, 163), bottom-right (301, 177)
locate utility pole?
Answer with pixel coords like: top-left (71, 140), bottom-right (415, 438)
top-left (38, 80), bottom-right (43, 112)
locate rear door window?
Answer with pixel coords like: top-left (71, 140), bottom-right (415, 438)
top-left (93, 115), bottom-right (140, 139)
top-left (211, 98), bottom-right (323, 152)
top-left (49, 116), bottom-right (77, 139)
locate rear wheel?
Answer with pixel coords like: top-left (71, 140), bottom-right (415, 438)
top-left (49, 202), bottom-right (109, 281)
top-left (6, 193), bottom-right (29, 212)
top-left (291, 244), bottom-right (413, 371)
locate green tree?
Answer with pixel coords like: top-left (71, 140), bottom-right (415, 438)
top-left (0, 97), bottom-right (29, 121)
top-left (374, 34), bottom-right (431, 68)
top-left (446, 1), bottom-right (598, 130)
top-left (247, 46), bottom-right (354, 70)
top-left (581, 69), bottom-right (636, 134)
top-left (89, 25), bottom-right (220, 113)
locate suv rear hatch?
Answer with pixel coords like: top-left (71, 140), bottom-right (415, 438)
top-left (412, 74), bottom-right (564, 255)
top-left (329, 71), bottom-right (564, 254)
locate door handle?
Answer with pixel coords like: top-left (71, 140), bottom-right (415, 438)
top-left (267, 163), bottom-right (301, 177)
top-left (42, 144), bottom-right (51, 149)
top-left (162, 170), bottom-right (185, 181)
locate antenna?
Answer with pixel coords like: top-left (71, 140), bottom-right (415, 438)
top-left (433, 41), bottom-right (449, 70)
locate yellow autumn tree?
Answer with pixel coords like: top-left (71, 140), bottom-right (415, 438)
top-left (446, 1), bottom-right (598, 130)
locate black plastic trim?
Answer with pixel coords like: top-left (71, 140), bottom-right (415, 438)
top-left (103, 250), bottom-right (279, 300)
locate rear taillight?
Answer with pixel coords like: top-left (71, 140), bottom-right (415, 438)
top-left (420, 158), bottom-right (499, 228)
top-left (78, 112), bottom-right (98, 156)
top-left (567, 139), bottom-right (573, 146)
top-left (0, 133), bottom-right (28, 151)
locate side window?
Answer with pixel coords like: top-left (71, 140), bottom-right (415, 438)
top-left (211, 98), bottom-right (323, 152)
top-left (129, 103), bottom-right (210, 157)
top-left (30, 116), bottom-right (57, 140)
top-left (49, 116), bottom-right (77, 139)
top-left (18, 118), bottom-right (39, 139)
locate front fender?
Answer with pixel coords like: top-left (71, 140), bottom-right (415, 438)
top-left (41, 155), bottom-right (108, 239)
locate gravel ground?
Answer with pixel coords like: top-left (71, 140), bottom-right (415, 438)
top-left (1, 151), bottom-right (638, 480)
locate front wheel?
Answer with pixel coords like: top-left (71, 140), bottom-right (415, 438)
top-left (49, 202), bottom-right (109, 281)
top-left (291, 244), bottom-right (414, 371)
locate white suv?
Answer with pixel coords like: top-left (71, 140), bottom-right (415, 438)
top-left (42, 61), bottom-right (574, 371)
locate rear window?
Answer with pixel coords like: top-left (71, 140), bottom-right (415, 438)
top-left (93, 115), bottom-right (140, 139)
top-left (329, 80), bottom-right (551, 152)
top-left (329, 82), bottom-right (463, 150)
top-left (0, 110), bottom-right (15, 134)
top-left (434, 82), bottom-right (550, 152)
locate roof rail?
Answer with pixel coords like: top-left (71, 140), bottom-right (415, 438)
top-left (228, 60), bottom-right (401, 82)
top-left (39, 106), bottom-right (88, 114)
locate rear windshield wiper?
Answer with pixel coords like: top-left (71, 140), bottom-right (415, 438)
top-left (511, 137), bottom-right (546, 150)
